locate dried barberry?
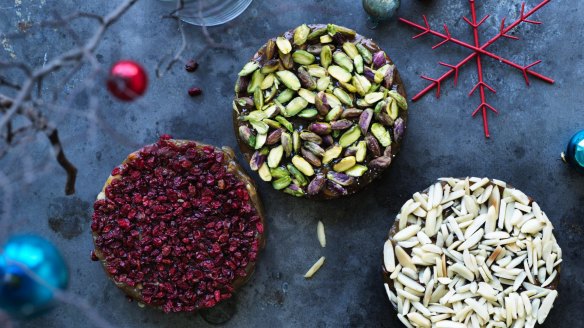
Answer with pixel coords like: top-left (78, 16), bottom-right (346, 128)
top-left (91, 136), bottom-right (262, 312)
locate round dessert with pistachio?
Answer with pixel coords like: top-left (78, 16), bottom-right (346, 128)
top-left (91, 135), bottom-right (265, 313)
top-left (382, 177), bottom-right (561, 328)
top-left (233, 23), bottom-right (408, 199)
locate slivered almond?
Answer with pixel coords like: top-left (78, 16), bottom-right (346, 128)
top-left (521, 219), bottom-right (545, 234)
top-left (413, 192), bottom-right (430, 211)
top-left (384, 178), bottom-right (561, 328)
top-left (449, 263), bottom-right (475, 281)
top-left (511, 189), bottom-right (529, 205)
top-left (458, 228), bottom-right (484, 251)
top-left (407, 312), bottom-right (431, 328)
top-left (537, 290), bottom-right (557, 324)
top-left (317, 220), bottom-right (326, 247)
top-left (383, 239), bottom-right (396, 272)
top-left (470, 177), bottom-right (489, 191)
top-left (425, 208), bottom-right (438, 237)
top-left (395, 245), bottom-right (417, 272)
top-left (304, 256), bottom-right (325, 278)
top-left (486, 246), bottom-right (504, 266)
top-left (485, 205), bottom-right (497, 234)
top-left (393, 224), bottom-right (421, 241)
top-left (465, 298), bottom-right (489, 321)
top-left (477, 185), bottom-right (493, 204)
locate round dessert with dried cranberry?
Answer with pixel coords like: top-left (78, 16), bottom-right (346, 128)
top-left (91, 136), bottom-right (265, 313)
top-left (233, 23), bottom-right (408, 199)
top-left (382, 177), bottom-right (561, 328)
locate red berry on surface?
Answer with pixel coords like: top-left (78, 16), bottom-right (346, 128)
top-left (188, 87), bottom-right (202, 97)
top-left (107, 60), bottom-right (148, 101)
top-left (185, 59), bottom-right (199, 72)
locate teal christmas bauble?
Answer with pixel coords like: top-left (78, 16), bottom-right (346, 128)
top-left (565, 130), bottom-right (584, 173)
top-left (362, 0), bottom-right (401, 28)
top-left (0, 235), bottom-right (69, 318)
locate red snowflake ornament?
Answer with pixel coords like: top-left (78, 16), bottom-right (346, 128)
top-left (400, 0), bottom-right (553, 138)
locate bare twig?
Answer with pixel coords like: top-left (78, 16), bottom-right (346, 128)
top-left (0, 0), bottom-right (138, 196)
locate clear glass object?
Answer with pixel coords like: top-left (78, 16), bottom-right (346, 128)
top-left (160, 0), bottom-right (253, 27)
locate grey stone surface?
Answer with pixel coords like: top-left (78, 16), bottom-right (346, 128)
top-left (1, 0), bottom-right (583, 327)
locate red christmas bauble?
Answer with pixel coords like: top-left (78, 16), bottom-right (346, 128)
top-left (107, 60), bottom-right (148, 101)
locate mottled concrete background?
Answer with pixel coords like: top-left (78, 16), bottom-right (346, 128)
top-left (1, 0), bottom-right (583, 327)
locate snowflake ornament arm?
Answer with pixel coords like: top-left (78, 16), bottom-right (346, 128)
top-left (400, 0), bottom-right (553, 138)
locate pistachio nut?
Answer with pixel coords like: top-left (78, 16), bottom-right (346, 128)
top-left (284, 183), bottom-right (305, 197)
top-left (266, 129), bottom-right (283, 145)
top-left (345, 164), bottom-right (368, 177)
top-left (388, 90), bottom-right (408, 110)
top-left (371, 123), bottom-right (392, 147)
top-left (285, 97), bottom-right (309, 117)
top-left (307, 174), bottom-right (326, 195)
top-left (267, 145), bottom-right (284, 168)
top-left (273, 175), bottom-right (292, 190)
top-left (321, 45), bottom-right (332, 68)
top-left (308, 122), bottom-right (332, 135)
top-left (239, 125), bottom-right (256, 148)
top-left (300, 131), bottom-right (323, 144)
top-left (339, 125), bottom-right (362, 148)
top-left (293, 131), bottom-right (301, 153)
top-left (322, 145), bottom-right (343, 164)
top-left (393, 118), bottom-right (405, 141)
top-left (292, 155), bottom-right (315, 176)
top-left (255, 133), bottom-right (267, 149)
top-left (333, 156), bottom-right (357, 172)
top-left (325, 106), bottom-right (342, 121)
top-left (298, 108), bottom-right (318, 119)
top-left (276, 36), bottom-right (292, 54)
top-left (304, 141), bottom-right (325, 157)
top-left (247, 70), bottom-right (265, 93)
top-left (300, 148), bottom-right (322, 167)
top-left (328, 65), bottom-right (352, 83)
top-left (359, 108), bottom-right (373, 134)
top-left (330, 119), bottom-right (353, 130)
top-left (333, 51), bottom-right (353, 73)
top-left (238, 61), bottom-right (259, 76)
top-left (354, 55), bottom-right (364, 74)
top-left (270, 166), bottom-right (290, 179)
top-left (355, 141), bottom-right (367, 162)
top-left (275, 115), bottom-right (294, 132)
top-left (342, 42), bottom-right (359, 59)
top-left (281, 132), bottom-right (292, 156)
top-left (326, 171), bottom-right (355, 186)
top-left (369, 156), bottom-right (392, 169)
top-left (265, 39), bottom-right (276, 59)
top-left (372, 51), bottom-right (386, 69)
top-left (298, 88), bottom-right (316, 104)
top-left (356, 43), bottom-right (372, 64)
top-left (258, 162), bottom-right (272, 181)
top-left (294, 24), bottom-right (310, 45)
top-left (249, 149), bottom-right (268, 171)
top-left (333, 88), bottom-right (353, 106)
top-left (292, 50), bottom-right (315, 65)
top-left (276, 70), bottom-right (301, 91)
top-left (317, 77), bottom-right (331, 91)
top-left (287, 164), bottom-right (309, 186)
top-left (297, 66), bottom-right (317, 90)
top-left (260, 59), bottom-right (280, 74)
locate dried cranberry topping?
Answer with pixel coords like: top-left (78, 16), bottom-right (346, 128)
top-left (91, 136), bottom-right (262, 312)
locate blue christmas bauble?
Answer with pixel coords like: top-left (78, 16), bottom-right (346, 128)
top-left (0, 235), bottom-right (69, 318)
top-left (362, 0), bottom-right (401, 28)
top-left (565, 130), bottom-right (584, 173)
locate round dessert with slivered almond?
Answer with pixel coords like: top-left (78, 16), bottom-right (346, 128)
top-left (91, 135), bottom-right (265, 313)
top-left (382, 177), bottom-right (561, 328)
